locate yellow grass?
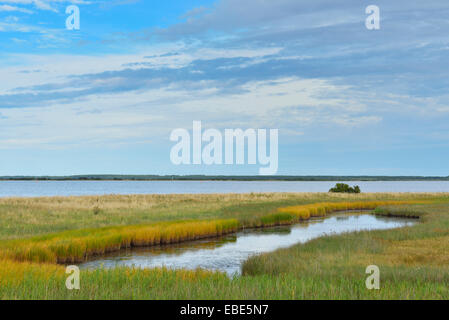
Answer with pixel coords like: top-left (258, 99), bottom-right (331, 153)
top-left (0, 259), bottom-right (65, 286)
top-left (0, 192), bottom-right (442, 242)
top-left (0, 198), bottom-right (432, 265)
top-left (277, 200), bottom-right (428, 219)
top-left (0, 194), bottom-right (448, 299)
top-left (0, 219), bottom-right (239, 264)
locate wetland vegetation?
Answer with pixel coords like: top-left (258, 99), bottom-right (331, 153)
top-left (0, 192), bottom-right (448, 299)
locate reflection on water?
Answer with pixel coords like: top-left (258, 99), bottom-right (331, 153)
top-left (80, 214), bottom-right (415, 276)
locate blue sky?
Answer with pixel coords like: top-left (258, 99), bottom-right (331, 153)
top-left (0, 0), bottom-right (448, 176)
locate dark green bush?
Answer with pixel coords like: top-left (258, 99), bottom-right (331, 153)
top-left (329, 183), bottom-right (361, 194)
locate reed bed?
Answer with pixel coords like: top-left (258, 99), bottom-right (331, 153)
top-left (275, 200), bottom-right (426, 224)
top-left (1, 194), bottom-right (449, 299)
top-left (0, 219), bottom-right (239, 264)
top-left (3, 200), bottom-right (449, 300)
top-left (0, 192), bottom-right (441, 240)
top-left (0, 199), bottom-right (428, 265)
top-left (242, 202), bottom-right (449, 280)
top-left (0, 259), bottom-right (65, 287)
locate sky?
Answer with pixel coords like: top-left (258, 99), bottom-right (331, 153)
top-left (0, 0), bottom-right (448, 176)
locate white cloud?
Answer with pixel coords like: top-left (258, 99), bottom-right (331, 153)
top-left (0, 0), bottom-right (91, 12)
top-left (0, 0), bottom-right (448, 152)
top-left (0, 4), bottom-right (33, 13)
top-left (7, 40), bottom-right (449, 150)
top-left (0, 69), bottom-right (383, 150)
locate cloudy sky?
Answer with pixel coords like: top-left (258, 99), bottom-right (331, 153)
top-left (0, 0), bottom-right (448, 176)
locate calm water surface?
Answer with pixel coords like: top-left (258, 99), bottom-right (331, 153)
top-left (80, 214), bottom-right (415, 276)
top-left (1, 180), bottom-right (449, 197)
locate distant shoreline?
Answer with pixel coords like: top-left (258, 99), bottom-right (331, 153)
top-left (1, 175), bottom-right (448, 182)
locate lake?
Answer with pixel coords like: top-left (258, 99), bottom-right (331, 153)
top-left (0, 180), bottom-right (448, 197)
top-left (80, 214), bottom-right (415, 276)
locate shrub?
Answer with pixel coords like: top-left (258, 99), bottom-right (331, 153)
top-left (329, 183), bottom-right (361, 194)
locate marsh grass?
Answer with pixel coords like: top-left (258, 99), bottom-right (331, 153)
top-left (1, 193), bottom-right (449, 299)
top-left (0, 219), bottom-right (240, 263)
top-left (240, 202), bottom-right (449, 299)
top-left (0, 192), bottom-right (440, 240)
top-left (2, 262), bottom-right (448, 299)
top-left (0, 200), bottom-right (429, 264)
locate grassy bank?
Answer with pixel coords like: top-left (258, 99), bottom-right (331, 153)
top-left (0, 193), bottom-right (437, 240)
top-left (0, 200), bottom-right (424, 264)
top-left (0, 193), bottom-right (448, 299)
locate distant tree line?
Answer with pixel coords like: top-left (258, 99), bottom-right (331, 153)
top-left (0, 175), bottom-right (448, 181)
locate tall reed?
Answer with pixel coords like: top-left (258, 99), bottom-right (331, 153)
top-left (0, 219), bottom-right (239, 264)
top-left (0, 200), bottom-right (428, 265)
top-left (277, 200), bottom-right (426, 221)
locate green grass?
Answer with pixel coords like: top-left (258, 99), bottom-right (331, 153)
top-left (1, 194), bottom-right (449, 299)
top-left (0, 193), bottom-right (438, 240)
top-left (0, 200), bottom-right (423, 264)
